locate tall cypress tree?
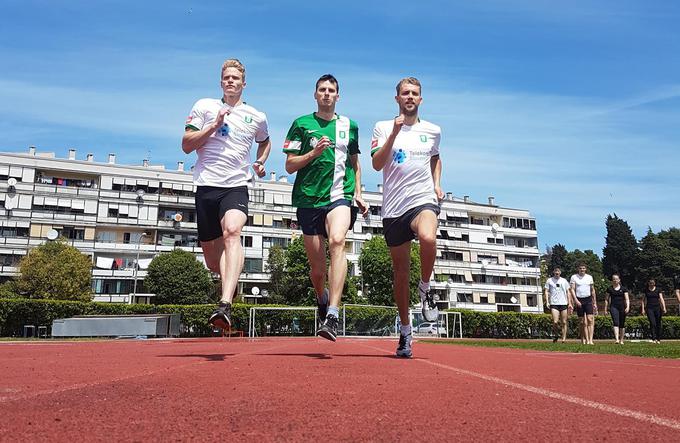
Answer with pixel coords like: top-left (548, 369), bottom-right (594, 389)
top-left (548, 243), bottom-right (568, 273)
top-left (602, 214), bottom-right (638, 288)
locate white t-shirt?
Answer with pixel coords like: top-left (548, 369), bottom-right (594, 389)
top-left (185, 99), bottom-right (269, 188)
top-left (544, 277), bottom-right (570, 305)
top-left (371, 119), bottom-right (441, 218)
top-left (570, 273), bottom-right (594, 299)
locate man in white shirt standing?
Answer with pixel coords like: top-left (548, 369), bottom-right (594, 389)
top-left (181, 59), bottom-right (271, 330)
top-left (544, 267), bottom-right (571, 343)
top-left (570, 263), bottom-right (597, 345)
top-left (371, 77), bottom-right (443, 358)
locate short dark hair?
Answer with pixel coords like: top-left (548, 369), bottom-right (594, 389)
top-left (316, 74), bottom-right (339, 92)
top-left (577, 263), bottom-right (587, 268)
top-left (552, 267), bottom-right (561, 272)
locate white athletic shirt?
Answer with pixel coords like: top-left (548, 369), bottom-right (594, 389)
top-left (570, 273), bottom-right (594, 299)
top-left (371, 119), bottom-right (441, 218)
top-left (544, 277), bottom-right (570, 305)
top-left (185, 99), bottom-right (269, 188)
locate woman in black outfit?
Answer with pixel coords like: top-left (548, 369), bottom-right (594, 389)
top-left (604, 274), bottom-right (629, 344)
top-left (641, 279), bottom-right (667, 343)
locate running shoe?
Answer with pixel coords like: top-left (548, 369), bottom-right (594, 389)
top-left (317, 289), bottom-right (329, 326)
top-left (552, 336), bottom-right (558, 343)
top-left (317, 314), bottom-right (338, 342)
top-left (396, 333), bottom-right (412, 358)
top-left (209, 302), bottom-right (232, 330)
top-left (420, 286), bottom-right (439, 322)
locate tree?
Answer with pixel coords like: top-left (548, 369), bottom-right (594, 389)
top-left (360, 236), bottom-right (421, 306)
top-left (276, 235), bottom-right (359, 305)
top-left (16, 238), bottom-right (92, 301)
top-left (145, 249), bottom-right (213, 305)
top-left (266, 245), bottom-right (286, 296)
top-left (636, 228), bottom-right (680, 294)
top-left (547, 243), bottom-right (568, 274)
top-left (602, 214), bottom-right (638, 288)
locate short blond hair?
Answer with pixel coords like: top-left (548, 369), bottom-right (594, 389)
top-left (221, 58), bottom-right (246, 81)
top-left (396, 77), bottom-right (421, 95)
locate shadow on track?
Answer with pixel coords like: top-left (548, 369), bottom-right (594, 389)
top-left (158, 354), bottom-right (235, 361)
top-left (256, 353), bottom-right (414, 360)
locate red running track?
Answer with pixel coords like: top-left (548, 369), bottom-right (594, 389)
top-left (1, 338), bottom-right (680, 442)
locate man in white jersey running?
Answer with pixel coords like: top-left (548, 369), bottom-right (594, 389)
top-left (544, 267), bottom-right (571, 343)
top-left (371, 77), bottom-right (443, 358)
top-left (182, 59), bottom-right (271, 330)
top-left (570, 263), bottom-right (597, 345)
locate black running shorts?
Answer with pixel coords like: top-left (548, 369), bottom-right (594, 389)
top-left (296, 199), bottom-right (358, 238)
top-left (195, 185), bottom-right (248, 242)
top-left (382, 203), bottom-right (440, 247)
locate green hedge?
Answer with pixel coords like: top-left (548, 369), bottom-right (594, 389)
top-left (0, 299), bottom-right (249, 337)
top-left (3, 298), bottom-right (679, 340)
top-left (448, 309), bottom-right (680, 340)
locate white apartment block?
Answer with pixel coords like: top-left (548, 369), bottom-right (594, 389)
top-left (0, 148), bottom-right (543, 313)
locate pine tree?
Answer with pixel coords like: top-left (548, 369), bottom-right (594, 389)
top-left (602, 214), bottom-right (638, 288)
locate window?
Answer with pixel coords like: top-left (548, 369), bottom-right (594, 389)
top-left (526, 295), bottom-right (537, 307)
top-left (441, 251), bottom-right (463, 261)
top-left (0, 227), bottom-right (29, 238)
top-left (478, 255), bottom-right (499, 264)
top-left (263, 236), bottom-right (290, 249)
top-left (108, 208), bottom-right (119, 217)
top-left (495, 293), bottom-right (518, 304)
top-left (461, 234), bottom-right (469, 242)
top-left (61, 227), bottom-right (85, 240)
top-left (272, 220), bottom-right (283, 228)
top-left (457, 293), bottom-right (473, 303)
top-left (242, 236), bottom-right (253, 247)
top-left (252, 189), bottom-right (264, 203)
top-left (243, 258), bottom-right (263, 273)
top-left (480, 295), bottom-right (489, 304)
top-left (96, 231), bottom-right (117, 243)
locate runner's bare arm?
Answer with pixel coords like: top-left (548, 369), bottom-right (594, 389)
top-left (430, 155), bottom-right (443, 201)
top-left (372, 116), bottom-right (403, 171)
top-left (285, 137), bottom-right (329, 174)
top-left (182, 107), bottom-right (229, 154)
top-left (350, 154), bottom-right (368, 215)
top-left (252, 138), bottom-right (271, 177)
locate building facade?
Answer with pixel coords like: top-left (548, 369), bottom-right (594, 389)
top-left (0, 148), bottom-right (543, 312)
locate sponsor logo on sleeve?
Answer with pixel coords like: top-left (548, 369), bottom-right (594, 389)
top-left (371, 139), bottom-right (378, 149)
top-left (185, 115), bottom-right (193, 124)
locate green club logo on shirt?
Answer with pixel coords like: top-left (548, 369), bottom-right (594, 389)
top-left (420, 135), bottom-right (427, 142)
top-left (244, 115), bottom-right (253, 123)
top-left (339, 131), bottom-right (346, 139)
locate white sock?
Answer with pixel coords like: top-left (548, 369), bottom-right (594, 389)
top-left (419, 280), bottom-right (430, 301)
top-left (400, 324), bottom-right (412, 336)
top-left (327, 306), bottom-right (339, 318)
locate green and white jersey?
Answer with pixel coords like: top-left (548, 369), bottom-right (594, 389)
top-left (185, 98), bottom-right (269, 188)
top-left (371, 119), bottom-right (441, 218)
top-left (283, 113), bottom-right (360, 208)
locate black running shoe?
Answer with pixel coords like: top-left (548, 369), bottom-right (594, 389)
top-left (396, 333), bottom-right (413, 358)
top-left (317, 314), bottom-right (338, 342)
top-left (209, 302), bottom-right (232, 330)
top-left (317, 289), bottom-right (329, 326)
top-left (552, 336), bottom-right (558, 343)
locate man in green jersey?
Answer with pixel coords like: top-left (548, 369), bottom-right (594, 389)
top-left (283, 74), bottom-right (368, 341)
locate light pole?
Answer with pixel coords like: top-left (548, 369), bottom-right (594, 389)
top-left (132, 232), bottom-right (148, 304)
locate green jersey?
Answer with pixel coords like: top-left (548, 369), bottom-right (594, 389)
top-left (283, 113), bottom-right (360, 208)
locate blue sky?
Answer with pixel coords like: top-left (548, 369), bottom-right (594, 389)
top-left (2, 0), bottom-right (679, 254)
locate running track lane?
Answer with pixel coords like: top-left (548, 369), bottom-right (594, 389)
top-left (1, 338), bottom-right (679, 441)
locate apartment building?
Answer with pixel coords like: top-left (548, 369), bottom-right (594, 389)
top-left (0, 147), bottom-right (542, 312)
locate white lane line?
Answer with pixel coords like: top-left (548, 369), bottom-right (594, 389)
top-left (361, 343), bottom-right (680, 432)
top-left (0, 341), bottom-right (294, 403)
